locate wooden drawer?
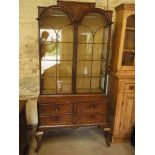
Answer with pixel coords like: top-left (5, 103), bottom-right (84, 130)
top-left (78, 113), bottom-right (107, 124)
top-left (124, 83), bottom-right (135, 91)
top-left (39, 114), bottom-right (74, 125)
top-left (38, 103), bottom-right (73, 115)
top-left (77, 102), bottom-right (108, 113)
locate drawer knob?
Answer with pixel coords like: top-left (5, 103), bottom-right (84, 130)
top-left (55, 107), bottom-right (59, 112)
top-left (54, 105), bottom-right (59, 112)
top-left (129, 86), bottom-right (134, 90)
top-left (91, 104), bottom-right (95, 111)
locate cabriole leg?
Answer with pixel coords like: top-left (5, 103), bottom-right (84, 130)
top-left (103, 128), bottom-right (111, 147)
top-left (35, 132), bottom-right (44, 152)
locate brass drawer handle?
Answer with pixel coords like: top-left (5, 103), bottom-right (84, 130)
top-left (91, 103), bottom-right (96, 111)
top-left (54, 105), bottom-right (60, 112)
top-left (55, 107), bottom-right (59, 112)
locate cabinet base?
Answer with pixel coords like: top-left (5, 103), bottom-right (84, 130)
top-left (35, 125), bottom-right (111, 152)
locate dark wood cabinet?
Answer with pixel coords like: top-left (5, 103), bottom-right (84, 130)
top-left (35, 1), bottom-right (113, 152)
top-left (19, 100), bottom-right (28, 155)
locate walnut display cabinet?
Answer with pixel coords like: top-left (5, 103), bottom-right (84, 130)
top-left (35, 1), bottom-right (113, 152)
top-left (108, 3), bottom-right (135, 143)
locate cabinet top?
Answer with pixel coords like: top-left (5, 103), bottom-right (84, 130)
top-left (115, 3), bottom-right (135, 11)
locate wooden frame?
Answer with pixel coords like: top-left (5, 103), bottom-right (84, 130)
top-left (37, 3), bottom-right (113, 95)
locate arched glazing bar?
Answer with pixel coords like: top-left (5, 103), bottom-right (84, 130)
top-left (76, 8), bottom-right (112, 93)
top-left (38, 6), bottom-right (74, 94)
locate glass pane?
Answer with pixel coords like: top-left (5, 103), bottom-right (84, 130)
top-left (40, 38), bottom-right (57, 60)
top-left (127, 15), bottom-right (135, 28)
top-left (82, 13), bottom-right (107, 31)
top-left (57, 43), bottom-right (73, 60)
top-left (60, 25), bottom-right (73, 42)
top-left (78, 25), bottom-right (93, 43)
top-left (93, 44), bottom-right (107, 60)
top-left (122, 15), bottom-right (135, 66)
top-left (57, 61), bottom-right (72, 77)
top-left (101, 61), bottom-right (106, 75)
top-left (41, 60), bottom-right (56, 76)
top-left (99, 27), bottom-right (109, 44)
top-left (41, 77), bottom-right (56, 94)
top-left (94, 27), bottom-right (109, 43)
top-left (92, 61), bottom-right (101, 76)
top-left (40, 9), bottom-right (71, 30)
top-left (123, 30), bottom-right (135, 50)
top-left (77, 61), bottom-right (91, 77)
top-left (77, 44), bottom-right (92, 60)
top-left (122, 51), bottom-right (135, 66)
top-left (57, 78), bottom-right (72, 93)
top-left (76, 78), bottom-right (91, 93)
top-left (91, 78), bottom-right (103, 93)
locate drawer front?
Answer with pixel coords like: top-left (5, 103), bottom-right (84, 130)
top-left (124, 83), bottom-right (135, 91)
top-left (77, 102), bottom-right (108, 113)
top-left (39, 114), bottom-right (74, 125)
top-left (78, 113), bottom-right (107, 124)
top-left (38, 103), bottom-right (73, 115)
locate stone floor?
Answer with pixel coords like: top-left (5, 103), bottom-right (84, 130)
top-left (27, 127), bottom-right (135, 155)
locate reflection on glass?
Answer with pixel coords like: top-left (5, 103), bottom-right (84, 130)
top-left (57, 43), bottom-right (73, 60)
top-left (40, 9), bottom-right (71, 31)
top-left (57, 61), bottom-right (72, 77)
top-left (101, 61), bottom-right (106, 75)
top-left (122, 14), bottom-right (135, 66)
top-left (78, 26), bottom-right (93, 43)
top-left (76, 78), bottom-right (90, 93)
top-left (127, 15), bottom-right (135, 27)
top-left (92, 61), bottom-right (101, 76)
top-left (77, 44), bottom-right (92, 60)
top-left (123, 30), bottom-right (135, 50)
top-left (57, 78), bottom-right (72, 93)
top-left (93, 44), bottom-right (107, 60)
top-left (91, 78), bottom-right (102, 93)
top-left (100, 75), bottom-right (105, 90)
top-left (82, 13), bottom-right (106, 31)
top-left (77, 61), bottom-right (91, 76)
top-left (42, 77), bottom-right (56, 94)
top-left (41, 60), bottom-right (56, 76)
top-left (122, 51), bottom-right (135, 66)
top-left (60, 25), bottom-right (73, 42)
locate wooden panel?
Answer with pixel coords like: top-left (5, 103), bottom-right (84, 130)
top-left (124, 83), bottom-right (134, 91)
top-left (119, 92), bottom-right (135, 135)
top-left (78, 113), bottom-right (107, 124)
top-left (57, 1), bottom-right (95, 20)
top-left (39, 114), bottom-right (73, 125)
top-left (38, 103), bottom-right (73, 115)
top-left (38, 94), bottom-right (110, 103)
top-left (77, 102), bottom-right (108, 113)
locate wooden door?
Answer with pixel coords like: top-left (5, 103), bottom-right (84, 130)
top-left (119, 91), bottom-right (135, 135)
